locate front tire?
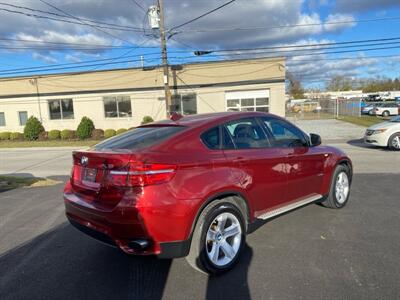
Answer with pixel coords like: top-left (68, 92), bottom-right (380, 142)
top-left (321, 164), bottom-right (351, 209)
top-left (186, 199), bottom-right (245, 275)
top-left (388, 132), bottom-right (400, 151)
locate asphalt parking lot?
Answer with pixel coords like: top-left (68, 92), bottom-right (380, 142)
top-left (1, 173), bottom-right (399, 299)
top-left (1, 119), bottom-right (399, 299)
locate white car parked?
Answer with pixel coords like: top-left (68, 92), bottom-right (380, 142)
top-left (369, 102), bottom-right (399, 117)
top-left (364, 115), bottom-right (400, 150)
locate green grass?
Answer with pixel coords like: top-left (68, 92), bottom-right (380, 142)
top-left (0, 139), bottom-right (99, 148)
top-left (0, 175), bottom-right (43, 191)
top-left (0, 175), bottom-right (62, 192)
top-left (337, 115), bottom-right (387, 127)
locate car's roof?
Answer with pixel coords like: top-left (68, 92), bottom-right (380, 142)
top-left (143, 111), bottom-right (275, 128)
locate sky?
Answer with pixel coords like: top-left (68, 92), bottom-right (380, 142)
top-left (0, 0), bottom-right (399, 89)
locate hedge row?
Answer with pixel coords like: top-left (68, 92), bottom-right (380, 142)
top-left (0, 115), bottom-right (154, 141)
top-left (0, 128), bottom-right (131, 141)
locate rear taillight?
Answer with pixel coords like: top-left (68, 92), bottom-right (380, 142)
top-left (108, 162), bottom-right (177, 187)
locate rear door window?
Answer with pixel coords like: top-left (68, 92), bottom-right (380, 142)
top-left (224, 118), bottom-right (270, 149)
top-left (201, 127), bottom-right (220, 149)
top-left (94, 126), bottom-right (185, 151)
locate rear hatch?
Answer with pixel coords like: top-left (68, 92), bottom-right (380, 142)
top-left (71, 150), bottom-right (133, 210)
top-left (69, 126), bottom-right (186, 210)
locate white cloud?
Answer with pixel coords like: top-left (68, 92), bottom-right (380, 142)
top-left (15, 31), bottom-right (112, 46)
top-left (335, 0), bottom-right (400, 13)
top-left (32, 52), bottom-right (57, 64)
top-left (285, 40), bottom-right (380, 85)
top-left (323, 14), bottom-right (356, 32)
top-left (0, 0), bottom-right (386, 83)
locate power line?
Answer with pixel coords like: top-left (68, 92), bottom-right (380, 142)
top-left (0, 42), bottom-right (398, 76)
top-left (173, 15), bottom-right (400, 33)
top-left (189, 36), bottom-right (400, 53)
top-left (38, 0), bottom-right (136, 45)
top-left (0, 2), bottom-right (142, 31)
top-left (0, 37), bottom-right (131, 48)
top-left (0, 8), bottom-right (142, 32)
top-left (0, 39), bottom-right (398, 75)
top-left (0, 45), bottom-right (133, 51)
top-left (130, 0), bottom-right (146, 13)
top-left (0, 51), bottom-right (159, 74)
top-left (0, 57), bottom-right (159, 76)
top-left (183, 44), bottom-right (400, 60)
top-left (174, 73), bottom-right (218, 112)
top-left (169, 0), bottom-right (236, 32)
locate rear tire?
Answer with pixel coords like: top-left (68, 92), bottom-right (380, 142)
top-left (186, 199), bottom-right (245, 275)
top-left (382, 110), bottom-right (390, 117)
top-left (388, 133), bottom-right (400, 151)
top-left (321, 164), bottom-right (351, 209)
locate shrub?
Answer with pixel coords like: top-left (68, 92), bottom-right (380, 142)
top-left (60, 129), bottom-right (75, 140)
top-left (104, 129), bottom-right (116, 139)
top-left (76, 117), bottom-right (95, 140)
top-left (48, 130), bottom-right (61, 140)
top-left (91, 129), bottom-right (104, 140)
top-left (23, 116), bottom-right (45, 140)
top-left (38, 131), bottom-right (48, 141)
top-left (0, 131), bottom-right (11, 140)
top-left (141, 116), bottom-right (154, 125)
top-left (116, 128), bottom-right (127, 135)
top-left (10, 132), bottom-right (23, 140)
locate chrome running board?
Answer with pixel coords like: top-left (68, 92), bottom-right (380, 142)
top-left (257, 194), bottom-right (323, 220)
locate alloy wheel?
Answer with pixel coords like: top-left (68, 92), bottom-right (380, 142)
top-left (335, 172), bottom-right (350, 204)
top-left (205, 212), bottom-right (242, 267)
top-left (392, 136), bottom-right (400, 149)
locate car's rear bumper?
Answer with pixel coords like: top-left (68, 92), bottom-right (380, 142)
top-left (64, 191), bottom-right (156, 255)
top-left (63, 181), bottom-right (197, 258)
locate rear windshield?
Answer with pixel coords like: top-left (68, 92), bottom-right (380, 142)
top-left (94, 126), bottom-right (186, 151)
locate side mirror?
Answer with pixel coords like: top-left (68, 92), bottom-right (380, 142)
top-left (309, 133), bottom-right (321, 147)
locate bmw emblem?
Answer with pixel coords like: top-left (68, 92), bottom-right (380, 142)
top-left (81, 156), bottom-right (89, 165)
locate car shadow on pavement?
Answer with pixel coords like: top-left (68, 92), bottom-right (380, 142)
top-left (206, 244), bottom-right (253, 300)
top-left (0, 222), bottom-right (254, 300)
top-left (346, 138), bottom-right (393, 151)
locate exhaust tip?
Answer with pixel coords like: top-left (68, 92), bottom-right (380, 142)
top-left (128, 239), bottom-right (150, 250)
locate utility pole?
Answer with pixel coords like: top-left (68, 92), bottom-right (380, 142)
top-left (158, 0), bottom-right (172, 117)
top-left (30, 78), bottom-right (43, 122)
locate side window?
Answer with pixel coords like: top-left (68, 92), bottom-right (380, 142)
top-left (224, 118), bottom-right (270, 149)
top-left (201, 127), bottom-right (220, 150)
top-left (261, 117), bottom-right (308, 148)
top-left (18, 111), bottom-right (28, 126)
top-left (0, 112), bottom-right (5, 126)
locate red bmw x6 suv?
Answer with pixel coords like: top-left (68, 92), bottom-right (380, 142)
top-left (64, 112), bottom-right (352, 274)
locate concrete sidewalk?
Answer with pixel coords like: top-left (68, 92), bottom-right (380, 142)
top-left (292, 119), bottom-right (366, 141)
top-left (0, 147), bottom-right (84, 178)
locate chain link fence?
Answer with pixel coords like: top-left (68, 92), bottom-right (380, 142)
top-left (286, 98), bottom-right (362, 120)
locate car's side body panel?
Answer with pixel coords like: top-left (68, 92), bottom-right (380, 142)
top-left (64, 112), bottom-right (352, 258)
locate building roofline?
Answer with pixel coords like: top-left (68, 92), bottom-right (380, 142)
top-left (0, 56), bottom-right (285, 81)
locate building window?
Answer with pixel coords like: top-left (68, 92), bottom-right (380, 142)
top-left (226, 90), bottom-right (270, 112)
top-left (103, 95), bottom-right (132, 118)
top-left (0, 112), bottom-right (5, 126)
top-left (48, 99), bottom-right (74, 120)
top-left (18, 111), bottom-right (28, 126)
top-left (171, 93), bottom-right (197, 115)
